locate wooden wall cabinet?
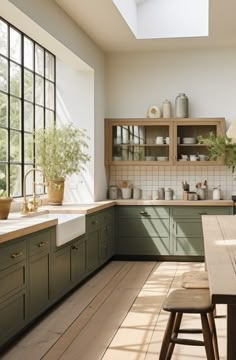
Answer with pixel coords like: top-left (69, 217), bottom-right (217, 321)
top-left (105, 118), bottom-right (225, 166)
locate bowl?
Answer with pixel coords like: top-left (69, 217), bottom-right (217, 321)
top-left (182, 137), bottom-right (197, 144)
top-left (156, 156), bottom-right (168, 161)
top-left (145, 156), bottom-right (155, 161)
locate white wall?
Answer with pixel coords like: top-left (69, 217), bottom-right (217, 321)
top-left (4, 0), bottom-right (107, 201)
top-left (105, 48), bottom-right (236, 129)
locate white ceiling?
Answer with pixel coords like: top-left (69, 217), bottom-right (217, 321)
top-left (55, 0), bottom-right (236, 53)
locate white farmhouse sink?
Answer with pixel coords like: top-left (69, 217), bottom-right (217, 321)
top-left (36, 213), bottom-right (86, 247)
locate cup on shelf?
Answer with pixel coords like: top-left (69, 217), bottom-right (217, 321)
top-left (155, 136), bottom-right (164, 144)
top-left (181, 154), bottom-right (188, 160)
top-left (189, 155), bottom-right (198, 161)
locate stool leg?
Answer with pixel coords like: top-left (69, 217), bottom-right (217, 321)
top-left (166, 312), bottom-right (183, 359)
top-left (201, 313), bottom-right (215, 360)
top-left (208, 311), bottom-right (220, 360)
top-left (159, 312), bottom-right (177, 360)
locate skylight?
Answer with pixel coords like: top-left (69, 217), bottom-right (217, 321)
top-left (113, 0), bottom-right (209, 39)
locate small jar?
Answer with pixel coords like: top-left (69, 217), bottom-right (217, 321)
top-left (109, 186), bottom-right (118, 200)
top-left (162, 99), bottom-right (171, 118)
top-left (133, 187), bottom-right (141, 200)
top-left (175, 93), bottom-right (188, 118)
top-left (165, 188), bottom-right (173, 200)
top-left (213, 187), bottom-right (221, 200)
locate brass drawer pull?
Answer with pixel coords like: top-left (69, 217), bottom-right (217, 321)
top-left (72, 245), bottom-right (79, 250)
top-left (198, 212), bottom-right (207, 215)
top-left (38, 242), bottom-right (47, 247)
top-left (140, 211), bottom-right (149, 216)
top-left (92, 220), bottom-right (98, 225)
top-left (11, 251), bottom-right (23, 259)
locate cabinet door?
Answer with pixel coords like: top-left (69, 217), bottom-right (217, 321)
top-left (173, 118), bottom-right (225, 165)
top-left (117, 236), bottom-right (170, 256)
top-left (28, 252), bottom-right (50, 318)
top-left (71, 238), bottom-right (86, 285)
top-left (105, 119), bottom-right (172, 165)
top-left (0, 290), bottom-right (27, 347)
top-left (99, 224), bottom-right (112, 264)
top-left (52, 246), bottom-right (70, 298)
top-left (172, 218), bottom-right (204, 256)
top-left (0, 261), bottom-right (26, 303)
top-left (86, 231), bottom-right (99, 272)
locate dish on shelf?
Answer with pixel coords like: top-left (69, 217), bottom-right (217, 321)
top-left (113, 156), bottom-right (122, 161)
top-left (145, 156), bottom-right (155, 161)
top-left (156, 156), bottom-right (168, 161)
top-left (182, 137), bottom-right (197, 144)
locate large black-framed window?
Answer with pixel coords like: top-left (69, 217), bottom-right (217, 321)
top-left (0, 17), bottom-right (56, 197)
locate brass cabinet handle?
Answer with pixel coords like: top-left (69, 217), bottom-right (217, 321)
top-left (72, 245), bottom-right (79, 250)
top-left (140, 211), bottom-right (149, 216)
top-left (198, 212), bottom-right (207, 215)
top-left (38, 242), bottom-right (47, 247)
top-left (92, 220), bottom-right (98, 225)
top-left (11, 251), bottom-right (23, 259)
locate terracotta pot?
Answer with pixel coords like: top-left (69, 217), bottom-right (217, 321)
top-left (0, 197), bottom-right (13, 219)
top-left (47, 178), bottom-right (65, 205)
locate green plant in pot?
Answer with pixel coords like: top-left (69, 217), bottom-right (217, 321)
top-left (34, 124), bottom-right (90, 205)
top-left (198, 132), bottom-right (236, 172)
top-left (0, 172), bottom-right (13, 219)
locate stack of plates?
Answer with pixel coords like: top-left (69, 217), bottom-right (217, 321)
top-left (156, 156), bottom-right (168, 161)
top-left (145, 156), bottom-right (155, 161)
top-left (182, 137), bottom-right (196, 144)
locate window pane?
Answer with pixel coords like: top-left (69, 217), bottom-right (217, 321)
top-left (45, 109), bottom-right (54, 127)
top-left (0, 164), bottom-right (7, 193)
top-left (35, 169), bottom-right (44, 194)
top-left (0, 56), bottom-right (8, 92)
top-left (24, 37), bottom-right (33, 70)
top-left (45, 80), bottom-right (54, 110)
top-left (10, 164), bottom-right (21, 196)
top-left (10, 130), bottom-right (21, 162)
top-left (0, 128), bottom-right (8, 161)
top-left (24, 69), bottom-right (34, 102)
top-left (35, 105), bottom-right (44, 129)
top-left (24, 101), bottom-right (33, 132)
top-left (35, 44), bottom-right (44, 76)
top-left (10, 62), bottom-right (21, 97)
top-left (10, 97), bottom-right (21, 130)
top-left (35, 75), bottom-right (44, 106)
top-left (10, 27), bottom-right (21, 64)
top-left (0, 20), bottom-right (8, 57)
top-left (0, 93), bottom-right (8, 127)
top-left (24, 133), bottom-right (33, 163)
top-left (45, 52), bottom-right (54, 81)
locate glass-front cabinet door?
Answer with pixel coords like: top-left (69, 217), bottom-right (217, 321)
top-left (105, 119), bottom-right (172, 165)
top-left (173, 118), bottom-right (225, 165)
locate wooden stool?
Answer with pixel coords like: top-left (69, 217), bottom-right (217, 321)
top-left (159, 289), bottom-right (219, 360)
top-left (181, 271), bottom-right (209, 289)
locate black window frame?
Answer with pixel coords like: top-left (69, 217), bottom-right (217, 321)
top-left (0, 17), bottom-right (56, 197)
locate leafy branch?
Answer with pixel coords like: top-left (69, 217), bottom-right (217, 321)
top-left (198, 132), bottom-right (236, 172)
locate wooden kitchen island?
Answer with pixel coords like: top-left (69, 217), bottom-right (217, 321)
top-left (202, 215), bottom-right (236, 360)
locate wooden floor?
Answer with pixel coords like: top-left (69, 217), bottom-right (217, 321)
top-left (1, 261), bottom-right (226, 360)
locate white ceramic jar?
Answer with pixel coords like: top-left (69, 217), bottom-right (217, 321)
top-left (213, 187), bottom-right (221, 200)
top-left (175, 93), bottom-right (188, 118)
top-left (162, 99), bottom-right (171, 118)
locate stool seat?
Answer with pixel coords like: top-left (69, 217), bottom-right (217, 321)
top-left (182, 271), bottom-right (209, 289)
top-left (164, 289), bottom-right (214, 313)
top-left (159, 289), bottom-right (219, 360)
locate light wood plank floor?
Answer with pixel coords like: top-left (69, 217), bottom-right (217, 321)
top-left (1, 261), bottom-right (226, 360)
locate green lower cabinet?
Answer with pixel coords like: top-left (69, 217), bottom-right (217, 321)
top-left (28, 252), bottom-right (50, 318)
top-left (86, 230), bottom-right (99, 272)
top-left (0, 290), bottom-right (27, 346)
top-left (172, 219), bottom-right (204, 256)
top-left (99, 223), bottom-right (113, 264)
top-left (117, 236), bottom-right (170, 255)
top-left (52, 246), bottom-right (71, 298)
top-left (71, 238), bottom-right (86, 285)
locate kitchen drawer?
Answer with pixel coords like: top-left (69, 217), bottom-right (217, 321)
top-left (86, 213), bottom-right (104, 232)
top-left (172, 206), bottom-right (232, 219)
top-left (118, 206), bottom-right (170, 219)
top-left (0, 239), bottom-right (26, 271)
top-left (174, 237), bottom-right (204, 256)
top-left (119, 218), bottom-right (169, 237)
top-left (28, 229), bottom-right (51, 257)
top-left (117, 236), bottom-right (170, 255)
top-left (0, 261), bottom-right (26, 302)
top-left (174, 219), bottom-right (203, 237)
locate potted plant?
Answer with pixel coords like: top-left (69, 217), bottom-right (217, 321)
top-left (34, 124), bottom-right (90, 205)
top-left (199, 132), bottom-right (236, 172)
top-left (0, 170), bottom-right (13, 219)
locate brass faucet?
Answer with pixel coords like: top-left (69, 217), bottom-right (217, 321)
top-left (21, 168), bottom-right (45, 214)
